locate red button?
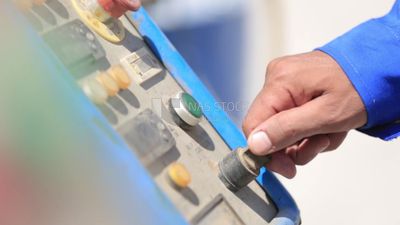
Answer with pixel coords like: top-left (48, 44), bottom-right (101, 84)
top-left (97, 0), bottom-right (126, 18)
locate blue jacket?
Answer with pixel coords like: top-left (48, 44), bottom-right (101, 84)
top-left (318, 0), bottom-right (400, 140)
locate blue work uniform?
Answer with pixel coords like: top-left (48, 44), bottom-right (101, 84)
top-left (318, 0), bottom-right (400, 140)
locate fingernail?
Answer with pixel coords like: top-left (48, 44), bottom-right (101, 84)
top-left (248, 131), bottom-right (272, 155)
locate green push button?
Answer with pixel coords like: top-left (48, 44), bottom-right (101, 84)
top-left (181, 93), bottom-right (202, 118)
top-left (172, 92), bottom-right (203, 127)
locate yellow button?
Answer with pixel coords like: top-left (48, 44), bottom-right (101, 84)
top-left (108, 65), bottom-right (131, 89)
top-left (96, 72), bottom-right (119, 96)
top-left (168, 162), bottom-right (191, 188)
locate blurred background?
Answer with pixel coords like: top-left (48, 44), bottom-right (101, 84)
top-left (143, 0), bottom-right (400, 224)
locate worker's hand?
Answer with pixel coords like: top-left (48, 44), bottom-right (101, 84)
top-left (242, 51), bottom-right (367, 178)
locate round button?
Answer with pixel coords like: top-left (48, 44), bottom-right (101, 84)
top-left (96, 72), bottom-right (119, 96)
top-left (81, 78), bottom-right (108, 104)
top-left (172, 92), bottom-right (203, 126)
top-left (167, 162), bottom-right (191, 189)
top-left (108, 65), bottom-right (132, 89)
top-left (181, 93), bottom-right (202, 119)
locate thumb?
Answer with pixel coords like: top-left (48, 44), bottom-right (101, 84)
top-left (248, 97), bottom-right (329, 156)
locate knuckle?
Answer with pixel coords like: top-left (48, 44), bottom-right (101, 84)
top-left (266, 57), bottom-right (294, 82)
top-left (268, 58), bottom-right (284, 73)
top-left (267, 58), bottom-right (281, 72)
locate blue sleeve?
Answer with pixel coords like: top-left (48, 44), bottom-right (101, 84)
top-left (317, 0), bottom-right (400, 141)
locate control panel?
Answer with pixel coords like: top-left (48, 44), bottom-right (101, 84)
top-left (16, 1), bottom-right (279, 224)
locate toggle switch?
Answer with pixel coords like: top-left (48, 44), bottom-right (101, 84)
top-left (167, 162), bottom-right (191, 189)
top-left (171, 92), bottom-right (203, 127)
top-left (120, 48), bottom-right (163, 85)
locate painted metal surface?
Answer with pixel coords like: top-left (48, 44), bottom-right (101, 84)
top-left (1, 1), bottom-right (300, 223)
top-left (131, 8), bottom-right (300, 225)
